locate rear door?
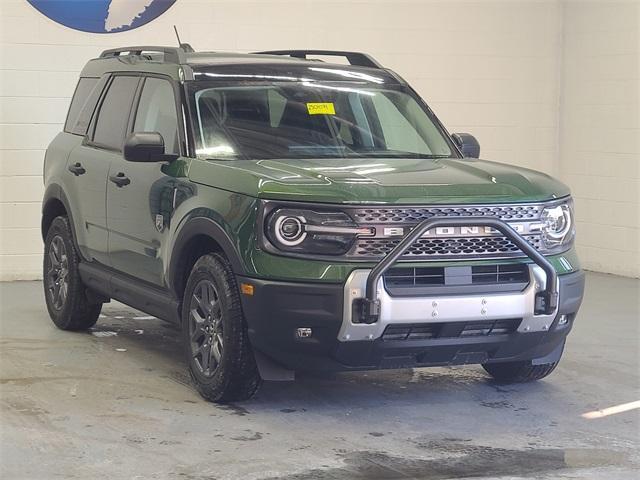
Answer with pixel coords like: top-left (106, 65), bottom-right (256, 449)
top-left (62, 75), bottom-right (111, 264)
top-left (106, 75), bottom-right (181, 286)
top-left (69, 74), bottom-right (141, 265)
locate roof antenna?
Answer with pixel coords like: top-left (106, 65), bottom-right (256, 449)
top-left (174, 25), bottom-right (195, 52)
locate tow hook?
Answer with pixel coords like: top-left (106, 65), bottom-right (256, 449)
top-left (355, 297), bottom-right (381, 324)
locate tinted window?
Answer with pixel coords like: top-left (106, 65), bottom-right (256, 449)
top-left (93, 76), bottom-right (139, 150)
top-left (191, 84), bottom-right (452, 160)
top-left (370, 92), bottom-right (432, 154)
top-left (133, 78), bottom-right (179, 154)
top-left (64, 77), bottom-right (100, 135)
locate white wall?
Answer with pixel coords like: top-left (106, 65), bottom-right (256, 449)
top-left (559, 0), bottom-right (640, 277)
top-left (0, 0), bottom-right (637, 280)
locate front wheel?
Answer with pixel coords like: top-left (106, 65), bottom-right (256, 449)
top-left (43, 216), bottom-right (102, 330)
top-left (182, 253), bottom-right (261, 403)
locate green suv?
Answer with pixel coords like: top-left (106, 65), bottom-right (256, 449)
top-left (42, 46), bottom-right (585, 402)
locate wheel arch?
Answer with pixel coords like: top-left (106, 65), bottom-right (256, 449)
top-left (168, 216), bottom-right (246, 301)
top-left (41, 184), bottom-right (79, 249)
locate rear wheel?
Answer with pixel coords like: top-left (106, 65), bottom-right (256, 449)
top-left (482, 343), bottom-right (564, 383)
top-left (182, 253), bottom-right (261, 403)
top-left (43, 216), bottom-right (102, 330)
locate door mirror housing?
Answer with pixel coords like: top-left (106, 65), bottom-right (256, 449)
top-left (124, 132), bottom-right (178, 162)
top-left (452, 133), bottom-right (480, 158)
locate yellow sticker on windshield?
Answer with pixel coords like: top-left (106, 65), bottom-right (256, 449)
top-left (307, 102), bottom-right (336, 115)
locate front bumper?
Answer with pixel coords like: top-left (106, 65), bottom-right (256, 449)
top-left (238, 269), bottom-right (585, 373)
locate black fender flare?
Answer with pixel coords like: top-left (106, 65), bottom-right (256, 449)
top-left (168, 216), bottom-right (246, 297)
top-left (41, 183), bottom-right (84, 256)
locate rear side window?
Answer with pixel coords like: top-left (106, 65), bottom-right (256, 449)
top-left (64, 78), bottom-right (101, 135)
top-left (92, 76), bottom-right (139, 151)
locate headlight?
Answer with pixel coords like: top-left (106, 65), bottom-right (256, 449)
top-left (540, 200), bottom-right (574, 249)
top-left (266, 208), bottom-right (373, 255)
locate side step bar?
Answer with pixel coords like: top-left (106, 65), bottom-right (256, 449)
top-left (79, 262), bottom-right (180, 324)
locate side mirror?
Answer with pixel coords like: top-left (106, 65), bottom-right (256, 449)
top-left (124, 132), bottom-right (177, 162)
top-left (452, 133), bottom-right (480, 158)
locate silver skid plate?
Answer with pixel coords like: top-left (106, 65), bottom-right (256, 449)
top-left (339, 265), bottom-right (558, 342)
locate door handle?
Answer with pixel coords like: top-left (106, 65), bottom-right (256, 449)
top-left (68, 162), bottom-right (86, 176)
top-left (109, 172), bottom-right (130, 187)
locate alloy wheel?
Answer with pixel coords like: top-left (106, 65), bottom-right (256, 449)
top-left (189, 279), bottom-right (224, 377)
top-left (46, 235), bottom-right (69, 310)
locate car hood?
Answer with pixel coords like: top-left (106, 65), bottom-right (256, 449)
top-left (188, 157), bottom-right (570, 204)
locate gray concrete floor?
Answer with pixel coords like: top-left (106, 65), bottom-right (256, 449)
top-left (1, 272), bottom-right (638, 480)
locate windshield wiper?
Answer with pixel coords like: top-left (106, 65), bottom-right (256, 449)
top-left (347, 150), bottom-right (451, 159)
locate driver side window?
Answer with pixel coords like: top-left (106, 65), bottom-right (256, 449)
top-left (134, 77), bottom-right (179, 154)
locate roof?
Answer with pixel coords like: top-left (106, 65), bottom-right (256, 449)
top-left (80, 47), bottom-right (403, 85)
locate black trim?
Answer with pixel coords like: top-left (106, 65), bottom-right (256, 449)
top-left (79, 261), bottom-right (179, 324)
top-left (41, 184), bottom-right (85, 257)
top-left (237, 270), bottom-right (584, 373)
top-left (382, 264), bottom-right (530, 297)
top-left (555, 269), bottom-right (585, 315)
top-left (168, 216), bottom-right (246, 295)
top-left (254, 50), bottom-right (383, 69)
top-left (238, 275), bottom-right (344, 368)
top-left (383, 282), bottom-right (528, 297)
top-left (100, 46), bottom-right (188, 64)
top-left (179, 81), bottom-right (196, 158)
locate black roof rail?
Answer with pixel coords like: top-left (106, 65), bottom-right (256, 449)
top-left (254, 50), bottom-right (383, 69)
top-left (99, 46), bottom-right (189, 64)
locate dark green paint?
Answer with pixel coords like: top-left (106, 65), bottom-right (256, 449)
top-left (44, 51), bottom-right (579, 297)
top-left (188, 157), bottom-right (570, 204)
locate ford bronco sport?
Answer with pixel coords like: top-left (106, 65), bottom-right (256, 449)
top-left (42, 46), bottom-right (585, 402)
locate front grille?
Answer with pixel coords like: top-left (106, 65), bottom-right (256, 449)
top-left (343, 202), bottom-right (548, 260)
top-left (352, 205), bottom-right (541, 224)
top-left (382, 319), bottom-right (522, 341)
top-left (384, 264), bottom-right (529, 288)
top-left (384, 266), bottom-right (445, 287)
top-left (470, 264), bottom-right (530, 284)
top-left (355, 235), bottom-right (541, 258)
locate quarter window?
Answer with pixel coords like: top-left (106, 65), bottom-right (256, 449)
top-left (133, 78), bottom-right (179, 154)
top-left (65, 77), bottom-right (101, 135)
top-left (92, 76), bottom-right (139, 151)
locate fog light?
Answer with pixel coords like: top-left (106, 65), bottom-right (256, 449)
top-left (558, 314), bottom-right (569, 326)
top-left (296, 327), bottom-right (313, 339)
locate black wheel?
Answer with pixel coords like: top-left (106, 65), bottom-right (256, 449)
top-left (482, 342), bottom-right (564, 383)
top-left (43, 216), bottom-right (102, 330)
top-left (182, 253), bottom-right (261, 403)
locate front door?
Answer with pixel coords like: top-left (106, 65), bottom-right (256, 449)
top-left (106, 76), bottom-right (181, 286)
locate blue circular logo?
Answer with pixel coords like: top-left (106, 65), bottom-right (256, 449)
top-left (27, 0), bottom-right (177, 34)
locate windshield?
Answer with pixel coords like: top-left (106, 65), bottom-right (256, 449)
top-left (188, 82), bottom-right (455, 160)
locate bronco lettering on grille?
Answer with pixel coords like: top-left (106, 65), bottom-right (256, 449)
top-left (381, 223), bottom-right (538, 238)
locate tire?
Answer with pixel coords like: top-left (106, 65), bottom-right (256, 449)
top-left (43, 216), bottom-right (102, 331)
top-left (181, 253), bottom-right (261, 403)
top-left (482, 342), bottom-right (564, 383)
